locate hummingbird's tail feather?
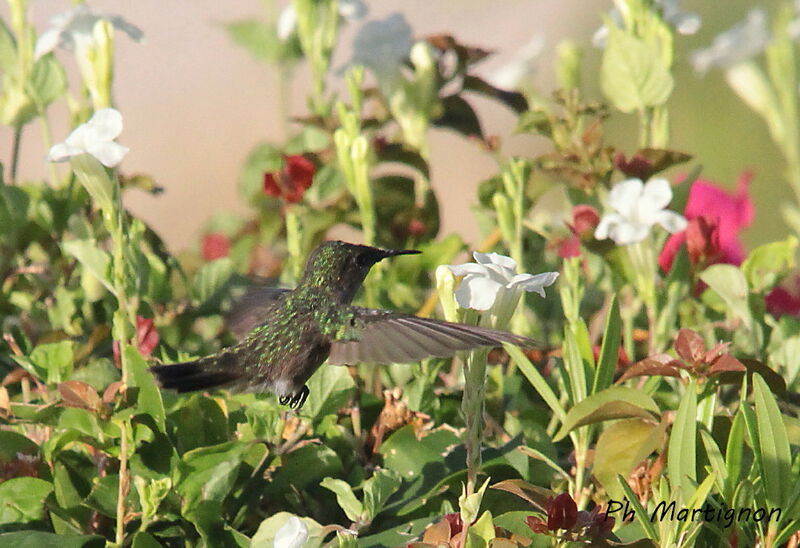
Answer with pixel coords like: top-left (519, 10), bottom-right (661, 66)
top-left (150, 354), bottom-right (241, 393)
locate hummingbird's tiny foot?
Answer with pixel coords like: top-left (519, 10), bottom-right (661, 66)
top-left (279, 394), bottom-right (292, 406)
top-left (289, 386), bottom-right (310, 409)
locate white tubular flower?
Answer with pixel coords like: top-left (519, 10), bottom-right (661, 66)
top-left (486, 35), bottom-right (545, 90)
top-left (350, 13), bottom-right (413, 76)
top-left (447, 252), bottom-right (558, 311)
top-left (690, 9), bottom-right (769, 74)
top-left (273, 516), bottom-right (308, 548)
top-left (595, 178), bottom-right (687, 246)
top-left (34, 4), bottom-right (143, 60)
top-left (49, 108), bottom-right (129, 167)
top-left (277, 0), bottom-right (367, 41)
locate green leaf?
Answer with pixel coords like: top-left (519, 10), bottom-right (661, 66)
top-left (30, 54), bottom-right (67, 108)
top-left (0, 532), bottom-right (103, 548)
top-left (176, 441), bottom-right (249, 510)
top-left (616, 476), bottom-right (660, 541)
top-left (224, 19), bottom-right (280, 61)
top-left (379, 425), bottom-right (459, 480)
top-left (62, 239), bottom-right (114, 295)
top-left (23, 340), bottom-right (74, 384)
top-left (593, 419), bottom-right (664, 500)
top-left (70, 155), bottom-right (115, 213)
top-left (600, 25), bottom-right (673, 113)
top-left (126, 346), bottom-right (165, 432)
top-left (263, 444), bottom-right (343, 499)
top-left (0, 477), bottom-right (53, 524)
top-left (668, 384), bottom-right (697, 503)
top-left (752, 373), bottom-right (792, 508)
top-left (741, 236), bottom-right (798, 293)
top-left (362, 469), bottom-right (401, 521)
top-left (299, 365), bottom-right (355, 421)
top-left (504, 343), bottom-right (565, 421)
top-left (320, 478), bottom-right (364, 522)
top-left (699, 264), bottom-right (752, 328)
top-left (554, 386), bottom-right (660, 441)
top-left (131, 532), bottom-right (162, 548)
top-left (192, 257), bottom-right (234, 307)
top-left (593, 294), bottom-right (621, 393)
top-left (0, 185), bottom-right (30, 235)
top-left (0, 431), bottom-right (39, 461)
top-left (0, 19), bottom-right (16, 72)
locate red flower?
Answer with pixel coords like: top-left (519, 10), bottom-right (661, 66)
top-left (547, 493), bottom-right (578, 531)
top-left (659, 172), bottom-right (754, 272)
top-left (136, 316), bottom-right (159, 356)
top-left (263, 155), bottom-right (316, 203)
top-left (202, 233), bottom-right (231, 261)
top-left (559, 205), bottom-right (600, 259)
top-left (766, 272), bottom-right (800, 318)
top-left (112, 316), bottom-right (159, 366)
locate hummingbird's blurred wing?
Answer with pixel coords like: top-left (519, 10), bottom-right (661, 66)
top-left (226, 287), bottom-right (291, 339)
top-left (327, 307), bottom-right (536, 365)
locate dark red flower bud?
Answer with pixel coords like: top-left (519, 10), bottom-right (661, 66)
top-left (547, 493), bottom-right (578, 531)
top-left (136, 316), bottom-right (159, 357)
top-left (202, 233), bottom-right (231, 261)
top-left (442, 513), bottom-right (463, 536)
top-left (614, 151), bottom-right (654, 180)
top-left (263, 155), bottom-right (316, 203)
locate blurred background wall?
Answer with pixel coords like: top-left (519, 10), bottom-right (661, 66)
top-left (1, 0), bottom-right (789, 253)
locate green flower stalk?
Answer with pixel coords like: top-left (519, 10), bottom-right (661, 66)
top-left (49, 108), bottom-right (145, 547)
top-left (292, 0), bottom-right (340, 113)
top-left (443, 253), bottom-right (557, 494)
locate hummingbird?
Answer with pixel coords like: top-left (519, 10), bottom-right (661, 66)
top-left (150, 240), bottom-right (535, 409)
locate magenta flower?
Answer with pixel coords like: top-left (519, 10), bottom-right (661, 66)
top-left (659, 172), bottom-right (754, 272)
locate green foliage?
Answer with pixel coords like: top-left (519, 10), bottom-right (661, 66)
top-left (2, 1), bottom-right (800, 547)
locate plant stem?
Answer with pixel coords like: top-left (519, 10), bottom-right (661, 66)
top-left (10, 125), bottom-right (22, 185)
top-left (462, 348), bottom-right (489, 495)
top-left (115, 420), bottom-right (129, 545)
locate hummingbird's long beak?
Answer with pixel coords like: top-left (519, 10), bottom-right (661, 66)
top-left (380, 248), bottom-right (421, 259)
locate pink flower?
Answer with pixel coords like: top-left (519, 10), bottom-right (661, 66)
top-left (202, 233), bottom-right (231, 261)
top-left (659, 172), bottom-right (754, 272)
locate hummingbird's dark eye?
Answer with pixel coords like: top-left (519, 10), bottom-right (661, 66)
top-left (355, 253), bottom-right (371, 267)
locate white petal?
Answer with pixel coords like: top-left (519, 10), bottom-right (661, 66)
top-left (454, 276), bottom-right (503, 310)
top-left (339, 0), bottom-right (368, 21)
top-left (87, 141), bottom-right (129, 167)
top-left (109, 15), bottom-right (144, 42)
top-left (654, 210), bottom-right (688, 234)
top-left (87, 108), bottom-right (124, 141)
top-left (277, 6), bottom-right (297, 41)
top-left (609, 221), bottom-right (650, 245)
top-left (447, 263), bottom-right (488, 277)
top-left (473, 251), bottom-right (517, 271)
top-left (274, 516), bottom-right (308, 548)
top-left (508, 272), bottom-right (559, 297)
top-left (607, 178), bottom-right (644, 218)
top-left (673, 12), bottom-right (701, 35)
top-left (34, 29), bottom-right (61, 59)
top-left (639, 178), bottom-right (673, 216)
top-left (594, 213), bottom-right (623, 240)
top-left (48, 143), bottom-right (83, 162)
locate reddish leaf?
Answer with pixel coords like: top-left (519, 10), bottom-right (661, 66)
top-left (674, 329), bottom-right (706, 363)
top-left (59, 380), bottom-right (103, 412)
top-left (709, 354), bottom-right (746, 375)
top-left (704, 341), bottom-right (731, 364)
top-left (103, 381), bottom-right (124, 404)
top-left (618, 354), bottom-right (684, 383)
top-left (491, 479), bottom-right (553, 512)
